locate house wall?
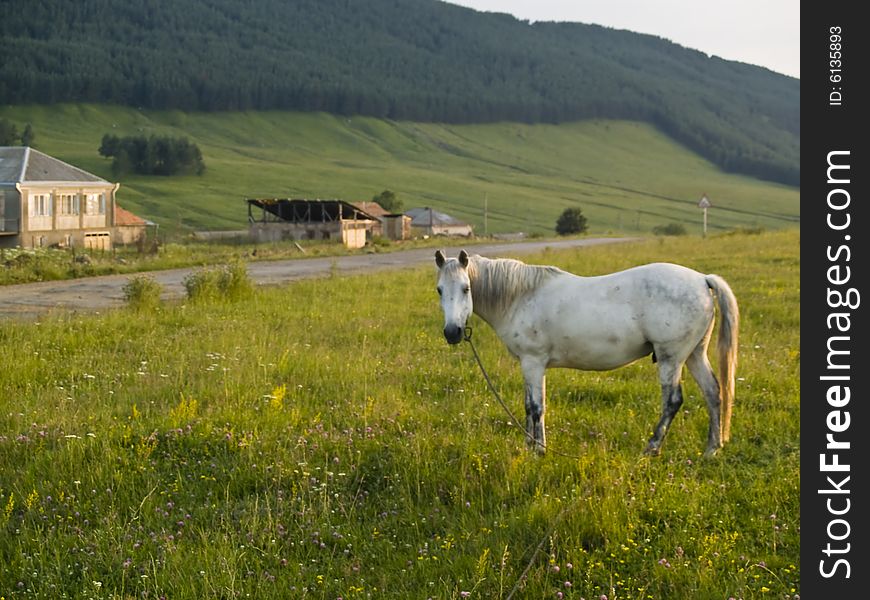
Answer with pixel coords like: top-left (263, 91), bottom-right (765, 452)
top-left (250, 222), bottom-right (343, 243)
top-left (341, 221), bottom-right (368, 249)
top-left (382, 215), bottom-right (411, 241)
top-left (250, 219), bottom-right (375, 248)
top-left (5, 184), bottom-right (118, 249)
top-left (434, 224), bottom-right (474, 237)
top-left (0, 190), bottom-right (20, 232)
top-left (114, 226), bottom-right (146, 246)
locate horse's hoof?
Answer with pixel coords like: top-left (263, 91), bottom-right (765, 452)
top-left (703, 446), bottom-right (721, 458)
top-left (643, 444), bottom-right (661, 457)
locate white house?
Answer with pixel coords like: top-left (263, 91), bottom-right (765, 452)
top-left (0, 146), bottom-right (125, 249)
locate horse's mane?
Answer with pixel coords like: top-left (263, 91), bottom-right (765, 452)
top-left (467, 255), bottom-right (564, 317)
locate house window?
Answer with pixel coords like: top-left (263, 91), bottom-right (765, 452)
top-left (30, 193), bottom-right (52, 217)
top-left (85, 193), bottom-right (105, 215)
top-left (59, 193), bottom-right (80, 215)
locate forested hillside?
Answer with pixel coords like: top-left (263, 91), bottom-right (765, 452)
top-left (1, 0), bottom-right (798, 185)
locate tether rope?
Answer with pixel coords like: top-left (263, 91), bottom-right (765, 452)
top-left (463, 326), bottom-right (585, 461)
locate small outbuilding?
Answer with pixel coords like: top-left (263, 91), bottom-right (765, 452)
top-left (113, 205), bottom-right (148, 246)
top-left (405, 207), bottom-right (473, 237)
top-left (247, 198), bottom-right (380, 249)
top-left (352, 201), bottom-right (412, 241)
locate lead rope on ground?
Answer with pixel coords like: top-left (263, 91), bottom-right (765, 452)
top-left (462, 326), bottom-right (585, 461)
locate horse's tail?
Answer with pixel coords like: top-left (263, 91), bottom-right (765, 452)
top-left (705, 274), bottom-right (739, 443)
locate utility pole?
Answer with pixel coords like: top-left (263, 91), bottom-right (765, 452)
top-left (484, 192), bottom-right (488, 237)
top-left (698, 193), bottom-right (711, 237)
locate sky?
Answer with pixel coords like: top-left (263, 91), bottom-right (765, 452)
top-left (444, 0), bottom-right (800, 79)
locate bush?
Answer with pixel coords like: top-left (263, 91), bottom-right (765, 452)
top-left (218, 260), bottom-right (254, 299)
top-left (183, 261), bottom-right (253, 302)
top-left (555, 207), bottom-right (588, 235)
top-left (652, 222), bottom-right (688, 236)
top-left (122, 275), bottom-right (163, 310)
top-left (182, 268), bottom-right (222, 301)
top-left (372, 189), bottom-right (402, 212)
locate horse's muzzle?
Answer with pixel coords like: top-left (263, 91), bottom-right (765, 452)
top-left (443, 324), bottom-right (464, 345)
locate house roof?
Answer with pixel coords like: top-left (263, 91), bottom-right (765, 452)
top-left (114, 205), bottom-right (147, 227)
top-left (0, 147), bottom-right (111, 185)
top-left (405, 207), bottom-right (470, 228)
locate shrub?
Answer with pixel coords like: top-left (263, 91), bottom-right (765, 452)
top-left (555, 207), bottom-right (588, 235)
top-left (652, 222), bottom-right (688, 236)
top-left (183, 261), bottom-right (253, 302)
top-left (122, 274), bottom-right (163, 310)
top-left (182, 267), bottom-right (222, 301)
top-left (218, 260), bottom-right (254, 299)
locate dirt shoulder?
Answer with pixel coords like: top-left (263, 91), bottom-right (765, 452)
top-left (0, 237), bottom-right (636, 321)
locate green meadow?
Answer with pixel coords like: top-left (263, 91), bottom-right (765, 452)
top-left (1, 105), bottom-right (799, 236)
top-left (0, 229), bottom-right (800, 598)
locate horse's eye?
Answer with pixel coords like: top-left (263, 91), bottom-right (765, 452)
top-left (436, 287), bottom-right (443, 296)
top-left (462, 286), bottom-right (470, 294)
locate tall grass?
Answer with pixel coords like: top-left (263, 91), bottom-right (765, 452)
top-left (0, 230), bottom-right (800, 598)
top-left (183, 261), bottom-right (254, 302)
top-left (122, 274), bottom-right (163, 311)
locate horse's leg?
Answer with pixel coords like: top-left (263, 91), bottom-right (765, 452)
top-left (521, 359), bottom-right (547, 454)
top-left (686, 348), bottom-right (722, 457)
top-left (644, 357), bottom-right (684, 456)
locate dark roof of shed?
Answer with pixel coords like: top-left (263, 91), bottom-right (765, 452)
top-left (247, 198), bottom-right (380, 223)
top-left (0, 147), bottom-right (110, 184)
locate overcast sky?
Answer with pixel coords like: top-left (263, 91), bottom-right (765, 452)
top-left (444, 0), bottom-right (800, 79)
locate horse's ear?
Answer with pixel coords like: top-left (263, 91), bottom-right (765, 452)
top-left (458, 250), bottom-right (469, 268)
top-left (435, 250), bottom-right (446, 268)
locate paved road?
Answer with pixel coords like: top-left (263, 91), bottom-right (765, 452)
top-left (0, 237), bottom-right (636, 320)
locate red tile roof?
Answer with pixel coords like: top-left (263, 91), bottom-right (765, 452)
top-left (351, 201), bottom-right (390, 219)
top-left (114, 205), bottom-right (146, 226)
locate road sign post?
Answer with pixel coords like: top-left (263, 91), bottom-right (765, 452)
top-left (698, 194), bottom-right (711, 236)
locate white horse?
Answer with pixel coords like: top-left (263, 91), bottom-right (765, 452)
top-left (434, 250), bottom-right (739, 457)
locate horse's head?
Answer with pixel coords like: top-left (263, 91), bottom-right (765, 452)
top-left (435, 249), bottom-right (472, 344)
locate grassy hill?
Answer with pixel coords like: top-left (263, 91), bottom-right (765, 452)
top-left (1, 104), bottom-right (799, 237)
top-left (0, 0), bottom-right (799, 184)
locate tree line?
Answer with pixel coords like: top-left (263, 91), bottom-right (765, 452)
top-left (0, 0), bottom-right (799, 185)
top-left (99, 134), bottom-right (205, 177)
top-left (0, 118), bottom-right (35, 146)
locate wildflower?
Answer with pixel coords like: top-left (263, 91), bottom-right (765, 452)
top-left (460, 593), bottom-right (471, 598)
